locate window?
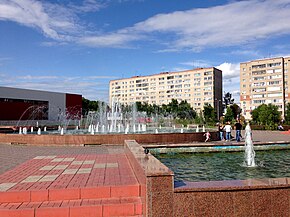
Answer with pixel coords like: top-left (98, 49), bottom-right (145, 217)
top-left (268, 74), bottom-right (282, 79)
top-left (203, 87), bottom-right (212, 91)
top-left (204, 71), bottom-right (212, 76)
top-left (204, 77), bottom-right (212, 81)
top-left (252, 64), bottom-right (266, 69)
top-left (267, 62), bottom-right (281, 67)
top-left (268, 93), bottom-right (282, 97)
top-left (268, 81), bottom-right (280, 85)
top-left (253, 100), bottom-right (266, 104)
top-left (253, 82), bottom-right (266, 87)
top-left (252, 88), bottom-right (266, 92)
top-left (253, 77), bottom-right (265, 81)
top-left (253, 94), bottom-right (265, 98)
top-left (252, 70), bottom-right (266, 75)
top-left (204, 81), bottom-right (212, 86)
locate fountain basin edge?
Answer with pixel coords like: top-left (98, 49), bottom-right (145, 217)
top-left (0, 131), bottom-right (213, 146)
top-left (124, 140), bottom-right (290, 216)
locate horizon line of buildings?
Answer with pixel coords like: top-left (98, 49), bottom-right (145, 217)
top-left (110, 56), bottom-right (290, 120)
top-left (0, 56), bottom-right (289, 121)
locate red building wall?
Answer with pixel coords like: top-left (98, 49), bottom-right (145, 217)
top-left (65, 94), bottom-right (82, 119)
top-left (0, 101), bottom-right (48, 121)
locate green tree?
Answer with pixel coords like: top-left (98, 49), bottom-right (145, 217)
top-left (251, 104), bottom-right (281, 129)
top-left (224, 106), bottom-right (234, 122)
top-left (82, 97), bottom-right (100, 115)
top-left (203, 103), bottom-right (216, 123)
top-left (177, 100), bottom-right (196, 119)
top-left (230, 103), bottom-right (242, 120)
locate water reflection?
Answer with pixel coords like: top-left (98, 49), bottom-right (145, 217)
top-left (154, 150), bottom-right (290, 182)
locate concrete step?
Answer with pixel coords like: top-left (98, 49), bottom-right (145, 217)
top-left (0, 196), bottom-right (143, 217)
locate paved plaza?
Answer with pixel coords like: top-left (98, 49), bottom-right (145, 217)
top-left (0, 145), bottom-right (142, 217)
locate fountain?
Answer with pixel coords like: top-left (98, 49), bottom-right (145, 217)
top-left (244, 124), bottom-right (256, 167)
top-left (23, 127), bottom-right (27, 134)
top-left (11, 99), bottom-right (201, 136)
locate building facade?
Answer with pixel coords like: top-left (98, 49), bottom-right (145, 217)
top-left (109, 67), bottom-right (223, 116)
top-left (240, 57), bottom-right (290, 120)
top-left (0, 86), bottom-right (82, 121)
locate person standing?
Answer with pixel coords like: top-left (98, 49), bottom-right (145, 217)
top-left (218, 123), bottom-right (224, 140)
top-left (234, 120), bottom-right (243, 142)
top-left (224, 122), bottom-right (232, 142)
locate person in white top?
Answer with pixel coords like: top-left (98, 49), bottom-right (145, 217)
top-left (224, 121), bottom-right (232, 141)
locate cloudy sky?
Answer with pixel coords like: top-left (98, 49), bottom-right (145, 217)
top-left (1, 0), bottom-right (290, 103)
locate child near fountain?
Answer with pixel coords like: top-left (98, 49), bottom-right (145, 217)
top-left (203, 131), bottom-right (211, 142)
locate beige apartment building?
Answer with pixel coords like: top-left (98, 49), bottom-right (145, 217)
top-left (109, 67), bottom-right (223, 117)
top-left (240, 57), bottom-right (290, 120)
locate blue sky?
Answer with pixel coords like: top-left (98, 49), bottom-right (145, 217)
top-left (1, 0), bottom-right (290, 103)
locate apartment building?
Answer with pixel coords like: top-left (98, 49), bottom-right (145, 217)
top-left (109, 67), bottom-right (223, 116)
top-left (240, 57), bottom-right (290, 120)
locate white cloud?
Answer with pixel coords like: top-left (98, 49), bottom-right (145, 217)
top-left (216, 62), bottom-right (240, 80)
top-left (216, 62), bottom-right (240, 103)
top-left (231, 50), bottom-right (261, 58)
top-left (79, 32), bottom-right (141, 48)
top-left (68, 0), bottom-right (104, 13)
top-left (180, 60), bottom-right (212, 68)
top-left (2, 0), bottom-right (290, 49)
top-left (0, 57), bottom-right (12, 66)
top-left (0, 0), bottom-right (82, 40)
top-left (80, 0), bottom-right (290, 49)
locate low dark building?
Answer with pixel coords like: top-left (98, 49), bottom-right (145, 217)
top-left (0, 86), bottom-right (82, 121)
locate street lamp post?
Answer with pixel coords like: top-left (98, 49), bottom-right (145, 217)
top-left (215, 99), bottom-right (221, 121)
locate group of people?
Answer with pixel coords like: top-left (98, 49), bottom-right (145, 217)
top-left (218, 120), bottom-right (242, 142)
top-left (203, 120), bottom-right (243, 142)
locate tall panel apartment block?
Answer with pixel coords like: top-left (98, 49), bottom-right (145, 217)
top-left (240, 57), bottom-right (290, 120)
top-left (109, 67), bottom-right (223, 117)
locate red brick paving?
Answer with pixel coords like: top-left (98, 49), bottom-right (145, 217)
top-left (0, 145), bottom-right (143, 216)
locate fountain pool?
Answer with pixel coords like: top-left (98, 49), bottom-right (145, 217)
top-left (153, 149), bottom-right (290, 182)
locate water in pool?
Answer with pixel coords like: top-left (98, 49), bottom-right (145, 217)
top-left (154, 150), bottom-right (290, 182)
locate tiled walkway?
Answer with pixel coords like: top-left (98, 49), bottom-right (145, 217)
top-left (0, 145), bottom-right (142, 217)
